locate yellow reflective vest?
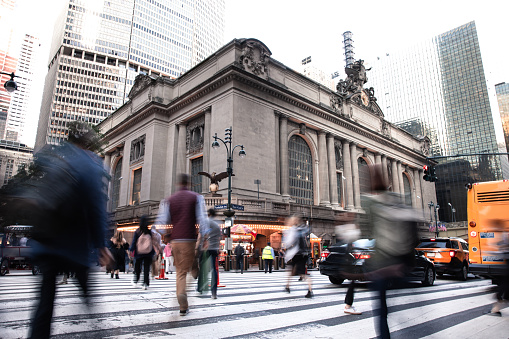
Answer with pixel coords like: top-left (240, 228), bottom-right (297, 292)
top-left (262, 246), bottom-right (274, 259)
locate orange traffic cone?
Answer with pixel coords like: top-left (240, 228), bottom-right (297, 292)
top-left (155, 258), bottom-right (168, 280)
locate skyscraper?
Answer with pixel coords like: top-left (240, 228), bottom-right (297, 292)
top-left (495, 82), bottom-right (509, 155)
top-left (34, 0), bottom-right (225, 152)
top-left (368, 21), bottom-right (501, 221)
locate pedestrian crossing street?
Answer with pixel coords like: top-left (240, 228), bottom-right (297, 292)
top-left (0, 269), bottom-right (507, 338)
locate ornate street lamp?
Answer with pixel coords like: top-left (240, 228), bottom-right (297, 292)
top-left (1, 72), bottom-right (18, 92)
top-left (212, 126), bottom-right (246, 217)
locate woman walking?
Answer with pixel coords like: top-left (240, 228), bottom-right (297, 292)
top-left (129, 216), bottom-right (160, 289)
top-left (108, 230), bottom-right (129, 279)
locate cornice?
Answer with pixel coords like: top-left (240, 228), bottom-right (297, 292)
top-left (103, 64), bottom-right (427, 162)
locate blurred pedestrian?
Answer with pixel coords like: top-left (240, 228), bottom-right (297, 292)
top-left (154, 173), bottom-right (207, 316)
top-left (206, 208), bottom-right (221, 299)
top-left (130, 216), bottom-right (161, 290)
top-left (234, 243), bottom-right (245, 273)
top-left (150, 225), bottom-right (163, 279)
top-left (363, 164), bottom-right (421, 338)
top-left (196, 229), bottom-right (210, 294)
top-left (108, 230), bottom-right (129, 279)
top-left (262, 242), bottom-right (275, 273)
top-left (487, 221), bottom-right (509, 316)
top-left (20, 122), bottom-right (113, 339)
top-left (335, 212), bottom-right (362, 315)
top-left (284, 216), bottom-right (313, 298)
top-left (163, 234), bottom-right (174, 274)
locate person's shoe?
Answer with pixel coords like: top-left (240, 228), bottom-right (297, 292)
top-left (132, 281), bottom-right (138, 288)
top-left (57, 280), bottom-right (67, 285)
top-left (142, 284), bottom-right (148, 290)
top-left (285, 286), bottom-right (290, 293)
top-left (179, 309), bottom-right (189, 316)
top-left (344, 306), bottom-right (362, 315)
top-left (115, 274), bottom-right (119, 279)
top-left (211, 294), bottom-right (217, 299)
top-left (298, 277), bottom-right (303, 281)
top-left (305, 290), bottom-right (313, 298)
top-left (487, 311), bottom-right (502, 316)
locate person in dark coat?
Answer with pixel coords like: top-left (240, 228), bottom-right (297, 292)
top-left (129, 216), bottom-right (160, 290)
top-left (108, 230), bottom-right (129, 279)
top-left (25, 122), bottom-right (112, 339)
top-left (234, 243), bottom-right (245, 274)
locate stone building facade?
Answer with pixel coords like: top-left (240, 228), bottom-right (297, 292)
top-left (98, 39), bottom-right (435, 250)
top-left (0, 140), bottom-right (33, 187)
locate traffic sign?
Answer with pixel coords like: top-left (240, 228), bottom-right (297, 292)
top-left (214, 204), bottom-right (228, 210)
top-left (231, 204), bottom-right (244, 211)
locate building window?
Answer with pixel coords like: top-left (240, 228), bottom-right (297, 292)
top-left (191, 157), bottom-right (203, 193)
top-left (358, 157), bottom-right (371, 209)
top-left (132, 168), bottom-right (142, 205)
top-left (111, 158), bottom-right (122, 211)
top-left (130, 134), bottom-right (145, 164)
top-left (289, 135), bottom-right (313, 205)
top-left (336, 172), bottom-right (343, 207)
top-left (403, 173), bottom-right (412, 206)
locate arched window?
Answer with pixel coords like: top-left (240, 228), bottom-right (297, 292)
top-left (403, 173), bottom-right (412, 205)
top-left (111, 158), bottom-right (122, 211)
top-left (289, 135), bottom-right (313, 205)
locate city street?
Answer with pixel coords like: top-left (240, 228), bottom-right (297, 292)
top-left (0, 268), bottom-right (507, 338)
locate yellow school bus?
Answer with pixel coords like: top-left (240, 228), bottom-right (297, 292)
top-left (467, 180), bottom-right (509, 280)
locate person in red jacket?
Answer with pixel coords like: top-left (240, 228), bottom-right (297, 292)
top-left (154, 173), bottom-right (207, 316)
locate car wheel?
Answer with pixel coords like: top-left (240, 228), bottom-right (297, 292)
top-left (329, 276), bottom-right (344, 285)
top-left (422, 266), bottom-right (435, 286)
top-left (0, 258), bottom-right (8, 276)
top-left (458, 264), bottom-right (468, 281)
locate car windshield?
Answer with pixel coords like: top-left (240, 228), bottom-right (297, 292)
top-left (417, 241), bottom-right (450, 249)
top-left (352, 239), bottom-right (375, 248)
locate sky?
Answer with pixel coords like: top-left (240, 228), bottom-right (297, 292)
top-left (8, 0), bottom-right (509, 147)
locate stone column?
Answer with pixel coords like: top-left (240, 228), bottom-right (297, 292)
top-left (176, 123), bottom-right (187, 177)
top-left (202, 108), bottom-right (212, 194)
top-left (318, 131), bottom-right (330, 206)
top-left (381, 155), bottom-right (389, 189)
top-left (327, 134), bottom-right (339, 207)
top-left (342, 140), bottom-right (354, 210)
top-left (350, 142), bottom-right (361, 209)
top-left (375, 153), bottom-right (382, 166)
top-left (397, 161), bottom-right (404, 196)
top-left (279, 115), bottom-right (289, 198)
top-left (412, 168), bottom-right (419, 208)
top-left (274, 111), bottom-right (281, 194)
top-left (391, 159), bottom-right (399, 193)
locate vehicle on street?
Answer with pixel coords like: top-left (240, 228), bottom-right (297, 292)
top-left (466, 180), bottom-right (509, 283)
top-left (416, 237), bottom-right (469, 280)
top-left (0, 225), bottom-right (39, 276)
top-left (319, 239), bottom-right (435, 286)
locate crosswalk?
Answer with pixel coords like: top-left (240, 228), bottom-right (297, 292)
top-left (0, 269), bottom-right (507, 338)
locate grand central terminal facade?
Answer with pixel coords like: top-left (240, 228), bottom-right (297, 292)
top-left (98, 38), bottom-right (435, 256)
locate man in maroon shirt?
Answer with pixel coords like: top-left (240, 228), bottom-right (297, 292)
top-left (155, 173), bottom-right (207, 316)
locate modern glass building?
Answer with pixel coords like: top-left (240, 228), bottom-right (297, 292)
top-left (368, 21), bottom-right (501, 222)
top-left (34, 0), bottom-right (225, 152)
top-left (496, 82), bottom-right (509, 155)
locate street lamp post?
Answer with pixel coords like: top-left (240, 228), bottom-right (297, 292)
top-left (434, 204), bottom-right (440, 238)
top-left (0, 71), bottom-right (18, 92)
top-left (211, 126), bottom-right (246, 217)
top-left (448, 203), bottom-right (456, 222)
top-left (428, 201), bottom-right (440, 238)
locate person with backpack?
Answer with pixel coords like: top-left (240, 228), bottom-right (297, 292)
top-left (130, 215), bottom-right (161, 290)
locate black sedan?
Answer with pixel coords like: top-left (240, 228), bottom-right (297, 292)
top-left (319, 239), bottom-right (435, 286)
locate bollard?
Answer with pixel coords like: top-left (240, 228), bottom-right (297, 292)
top-left (275, 256), bottom-right (279, 270)
top-left (259, 257), bottom-right (263, 270)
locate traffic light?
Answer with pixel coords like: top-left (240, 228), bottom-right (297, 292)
top-left (423, 165), bottom-right (431, 181)
top-left (430, 166), bottom-right (438, 182)
top-left (222, 226), bottom-right (231, 237)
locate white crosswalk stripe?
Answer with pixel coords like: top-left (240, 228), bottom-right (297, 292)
top-left (0, 269), bottom-right (507, 338)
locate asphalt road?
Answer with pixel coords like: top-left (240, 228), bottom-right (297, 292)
top-left (0, 268), bottom-right (507, 338)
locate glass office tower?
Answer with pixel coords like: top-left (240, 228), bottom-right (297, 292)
top-left (368, 21), bottom-right (501, 222)
top-left (496, 82), bottom-right (509, 155)
top-left (35, 0), bottom-right (225, 152)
